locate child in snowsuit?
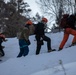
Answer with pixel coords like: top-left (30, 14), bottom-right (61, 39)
top-left (59, 14), bottom-right (76, 50)
top-left (17, 20), bottom-right (32, 57)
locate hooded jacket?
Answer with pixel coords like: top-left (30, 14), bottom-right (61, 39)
top-left (18, 26), bottom-right (30, 41)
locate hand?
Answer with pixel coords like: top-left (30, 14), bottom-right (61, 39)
top-left (26, 40), bottom-right (31, 45)
top-left (4, 39), bottom-right (8, 42)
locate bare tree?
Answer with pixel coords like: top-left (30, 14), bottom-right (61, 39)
top-left (36, 0), bottom-right (75, 28)
top-left (74, 0), bottom-right (76, 13)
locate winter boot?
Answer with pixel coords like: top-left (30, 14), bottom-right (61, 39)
top-left (70, 42), bottom-right (76, 47)
top-left (58, 48), bottom-right (62, 51)
top-left (48, 50), bottom-right (52, 52)
top-left (48, 49), bottom-right (56, 52)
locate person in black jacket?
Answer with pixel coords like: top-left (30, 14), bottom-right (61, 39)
top-left (35, 17), bottom-right (55, 55)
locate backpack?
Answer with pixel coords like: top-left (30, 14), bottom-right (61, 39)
top-left (67, 14), bottom-right (76, 29)
top-left (60, 14), bottom-right (69, 28)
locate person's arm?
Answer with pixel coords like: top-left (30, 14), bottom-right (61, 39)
top-left (0, 34), bottom-right (7, 41)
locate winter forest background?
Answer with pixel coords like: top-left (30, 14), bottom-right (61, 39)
top-left (0, 0), bottom-right (76, 37)
top-left (0, 0), bottom-right (76, 75)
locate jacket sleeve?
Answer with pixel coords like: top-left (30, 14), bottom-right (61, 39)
top-left (23, 28), bottom-right (30, 41)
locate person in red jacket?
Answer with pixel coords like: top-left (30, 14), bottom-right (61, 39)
top-left (0, 32), bottom-right (7, 56)
top-left (59, 14), bottom-right (76, 51)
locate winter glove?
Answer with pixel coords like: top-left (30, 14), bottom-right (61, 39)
top-left (26, 40), bottom-right (31, 45)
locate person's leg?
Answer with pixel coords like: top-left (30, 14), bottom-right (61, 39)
top-left (17, 48), bottom-right (24, 57)
top-left (0, 49), bottom-right (5, 56)
top-left (23, 46), bottom-right (29, 56)
top-left (69, 28), bottom-right (76, 45)
top-left (59, 29), bottom-right (69, 50)
top-left (17, 39), bottom-right (25, 57)
top-left (0, 44), bottom-right (5, 56)
top-left (42, 35), bottom-right (52, 52)
top-left (35, 36), bottom-right (42, 55)
top-left (0, 39), bottom-right (5, 56)
top-left (36, 41), bottom-right (42, 55)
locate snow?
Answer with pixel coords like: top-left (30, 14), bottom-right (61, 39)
top-left (0, 32), bottom-right (76, 75)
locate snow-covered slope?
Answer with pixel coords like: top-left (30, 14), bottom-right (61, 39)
top-left (0, 32), bottom-right (76, 75)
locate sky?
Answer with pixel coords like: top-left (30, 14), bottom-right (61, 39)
top-left (0, 32), bottom-right (76, 75)
top-left (24, 0), bottom-right (42, 15)
top-left (5, 0), bottom-right (42, 16)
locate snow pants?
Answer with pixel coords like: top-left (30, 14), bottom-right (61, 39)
top-left (17, 39), bottom-right (29, 57)
top-left (59, 28), bottom-right (76, 49)
top-left (35, 35), bottom-right (51, 55)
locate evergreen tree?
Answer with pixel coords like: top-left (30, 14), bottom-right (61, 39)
top-left (0, 0), bottom-right (32, 37)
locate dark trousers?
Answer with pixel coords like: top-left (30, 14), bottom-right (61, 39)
top-left (0, 40), bottom-right (5, 56)
top-left (35, 35), bottom-right (51, 55)
top-left (17, 39), bottom-right (29, 57)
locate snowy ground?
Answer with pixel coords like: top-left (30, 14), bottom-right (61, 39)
top-left (0, 32), bottom-right (76, 75)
